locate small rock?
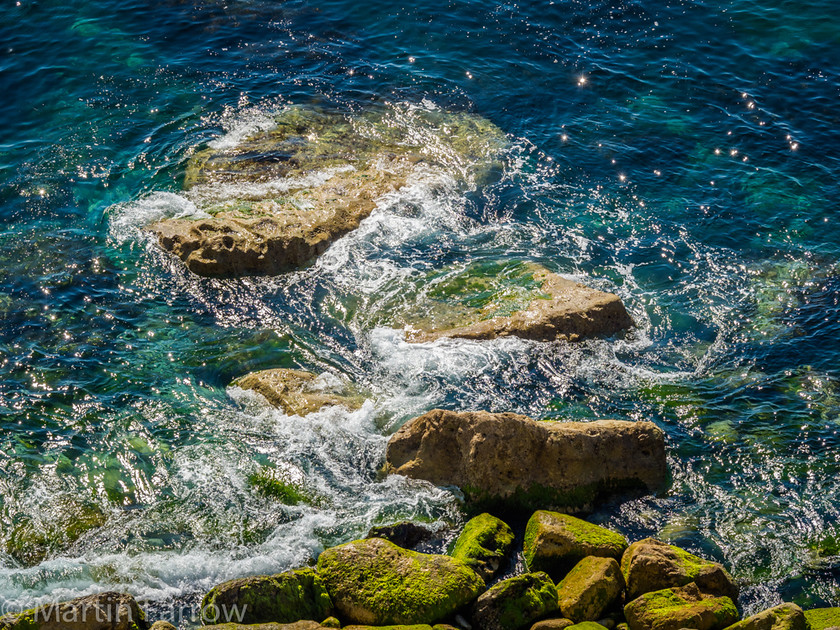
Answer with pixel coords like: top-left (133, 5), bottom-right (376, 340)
top-left (723, 603), bottom-right (806, 630)
top-left (0, 592), bottom-right (148, 630)
top-left (320, 618), bottom-right (341, 629)
top-left (531, 619), bottom-right (576, 630)
top-left (386, 410), bottom-right (668, 513)
top-left (450, 513), bottom-right (515, 582)
top-left (804, 608), bottom-right (840, 630)
top-left (316, 537), bottom-right (484, 625)
top-left (568, 624), bottom-right (611, 630)
top-left (201, 568), bottom-right (333, 625)
top-left (620, 538), bottom-right (738, 601)
top-left (367, 521), bottom-right (436, 549)
top-left (623, 582), bottom-right (738, 630)
top-left (233, 369), bottom-right (360, 416)
top-left (472, 572), bottom-right (559, 630)
top-left (149, 623), bottom-right (177, 630)
top-left (557, 556), bottom-right (625, 622)
top-left (524, 512), bottom-right (628, 578)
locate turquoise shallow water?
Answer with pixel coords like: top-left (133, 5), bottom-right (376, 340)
top-left (2, 0), bottom-right (840, 622)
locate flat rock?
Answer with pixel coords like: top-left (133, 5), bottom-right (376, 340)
top-left (804, 608), bottom-right (840, 630)
top-left (316, 537), bottom-right (484, 625)
top-left (723, 603), bottom-right (806, 630)
top-left (620, 538), bottom-right (738, 601)
top-left (449, 513), bottom-right (515, 582)
top-left (472, 572), bottom-right (559, 630)
top-left (556, 556), bottom-right (625, 622)
top-left (407, 269), bottom-right (633, 343)
top-left (0, 592), bottom-right (148, 630)
top-left (623, 582), bottom-right (738, 630)
top-left (386, 410), bottom-right (667, 512)
top-left (233, 368), bottom-right (360, 415)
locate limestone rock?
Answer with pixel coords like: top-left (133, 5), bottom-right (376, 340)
top-left (407, 270), bottom-right (633, 343)
top-left (233, 369), bottom-right (360, 415)
top-left (316, 537), bottom-right (484, 625)
top-left (472, 572), bottom-right (559, 630)
top-left (450, 513), bottom-right (515, 582)
top-left (723, 603), bottom-right (806, 630)
top-left (623, 582), bottom-right (738, 630)
top-left (804, 608), bottom-right (840, 630)
top-left (557, 556), bottom-right (625, 622)
top-left (531, 620), bottom-right (576, 630)
top-left (201, 568), bottom-right (333, 625)
top-left (386, 410), bottom-right (668, 512)
top-left (620, 538), bottom-right (738, 601)
top-left (0, 592), bottom-right (148, 630)
top-left (524, 512), bottom-right (628, 579)
top-left (366, 521), bottom-right (436, 550)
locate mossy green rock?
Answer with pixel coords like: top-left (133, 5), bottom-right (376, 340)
top-left (623, 582), bottom-right (739, 630)
top-left (450, 513), bottom-right (515, 581)
top-left (149, 623), bottom-right (177, 630)
top-left (202, 568), bottom-right (333, 625)
top-left (557, 556), bottom-right (625, 622)
top-left (620, 538), bottom-right (738, 600)
top-left (805, 608), bottom-right (840, 630)
top-left (531, 620), bottom-right (575, 630)
top-left (316, 537), bottom-right (484, 625)
top-left (568, 623), bottom-right (610, 630)
top-left (0, 592), bottom-right (148, 630)
top-left (723, 603), bottom-right (806, 630)
top-left (202, 623), bottom-right (324, 630)
top-left (523, 512), bottom-right (628, 579)
top-left (472, 572), bottom-right (559, 630)
top-left (342, 625), bottom-right (458, 630)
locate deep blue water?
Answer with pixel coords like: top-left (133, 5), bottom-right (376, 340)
top-left (2, 0), bottom-right (840, 623)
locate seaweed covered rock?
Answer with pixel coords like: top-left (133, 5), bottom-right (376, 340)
top-left (804, 608), bottom-right (840, 630)
top-left (524, 512), bottom-right (628, 579)
top-left (233, 369), bottom-right (361, 415)
top-left (316, 537), bottom-right (484, 625)
top-left (450, 513), bottom-right (515, 581)
top-left (723, 603), bottom-right (806, 630)
top-left (623, 583), bottom-right (738, 630)
top-left (556, 556), bottom-right (625, 622)
top-left (386, 410), bottom-right (668, 513)
top-left (367, 521), bottom-right (436, 550)
top-left (342, 625), bottom-right (458, 630)
top-left (472, 572), bottom-right (559, 630)
top-left (0, 592), bottom-right (148, 630)
top-left (620, 538), bottom-right (737, 600)
top-left (148, 105), bottom-right (506, 277)
top-left (201, 568), bottom-right (333, 625)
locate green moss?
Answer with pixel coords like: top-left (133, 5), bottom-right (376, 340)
top-left (557, 557), bottom-right (623, 622)
top-left (248, 468), bottom-right (312, 506)
top-left (475, 572), bottom-right (559, 630)
top-left (804, 608), bottom-right (840, 630)
top-left (568, 623), bottom-right (610, 630)
top-left (624, 586), bottom-right (738, 630)
top-left (449, 513), bottom-right (514, 581)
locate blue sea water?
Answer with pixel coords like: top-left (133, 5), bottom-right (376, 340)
top-left (1, 0), bottom-right (840, 623)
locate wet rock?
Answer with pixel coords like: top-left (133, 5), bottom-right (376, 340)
top-left (723, 603), bottom-right (806, 630)
top-left (449, 513), bottom-right (515, 582)
top-left (804, 608), bottom-right (840, 630)
top-left (320, 618), bottom-right (341, 629)
top-left (567, 624), bottom-right (611, 630)
top-left (342, 625), bottom-right (457, 630)
top-left (316, 537), bottom-right (484, 625)
top-left (367, 521), bottom-right (436, 549)
top-left (149, 623), bottom-right (177, 630)
top-left (620, 538), bottom-right (738, 601)
top-left (524, 512), bottom-right (628, 579)
top-left (407, 269), bottom-right (633, 343)
top-left (623, 583), bottom-right (738, 630)
top-left (201, 568), bottom-right (333, 625)
top-left (0, 592), bottom-right (148, 630)
top-left (202, 623), bottom-right (326, 630)
top-left (556, 556), bottom-right (625, 622)
top-left (531, 620), bottom-right (576, 630)
top-left (472, 572), bottom-right (559, 630)
top-left (233, 369), bottom-right (360, 416)
top-left (386, 410), bottom-right (668, 513)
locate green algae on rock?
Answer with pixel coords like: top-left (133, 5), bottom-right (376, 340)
top-left (531, 620), bottom-right (576, 630)
top-left (201, 568), bottom-right (333, 625)
top-left (722, 603), bottom-right (806, 630)
top-left (556, 556), bottom-right (625, 622)
top-left (623, 583), bottom-right (738, 630)
top-left (471, 572), bottom-right (559, 630)
top-left (620, 538), bottom-right (738, 601)
top-left (232, 368), bottom-right (362, 416)
top-left (449, 513), bottom-right (515, 582)
top-left (201, 623), bottom-right (325, 630)
top-left (566, 623), bottom-right (611, 630)
top-left (386, 410), bottom-right (668, 513)
top-left (803, 608), bottom-right (840, 630)
top-left (248, 467), bottom-right (315, 506)
top-left (316, 537), bottom-right (484, 625)
top-left (0, 592), bottom-right (148, 630)
top-left (148, 105), bottom-right (507, 277)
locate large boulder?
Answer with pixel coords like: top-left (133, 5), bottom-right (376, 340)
top-left (623, 582), bottom-right (738, 630)
top-left (0, 592), bottom-right (148, 630)
top-left (386, 409), bottom-right (668, 513)
top-left (232, 369), bottom-right (361, 416)
top-left (804, 608), bottom-right (840, 630)
top-left (556, 556), bottom-right (625, 622)
top-left (201, 568), bottom-right (333, 625)
top-left (407, 269), bottom-right (633, 343)
top-left (620, 538), bottom-right (738, 601)
top-left (449, 513), bottom-right (515, 582)
top-left (723, 603), bottom-right (806, 630)
top-left (316, 537), bottom-right (484, 625)
top-left (523, 512), bottom-right (628, 579)
top-left (471, 572), bottom-right (559, 630)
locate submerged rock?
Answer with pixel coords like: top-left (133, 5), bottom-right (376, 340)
top-left (386, 409), bottom-right (667, 512)
top-left (723, 603), bottom-right (806, 630)
top-left (0, 592), bottom-right (148, 630)
top-left (623, 583), bottom-right (738, 630)
top-left (523, 511), bottom-right (628, 579)
top-left (449, 513), bottom-right (515, 582)
top-left (316, 537), bottom-right (484, 625)
top-left (148, 105), bottom-right (506, 277)
top-left (201, 568), bottom-right (333, 625)
top-left (406, 267), bottom-right (633, 343)
top-left (620, 538), bottom-right (738, 601)
top-left (367, 521), bottom-right (436, 550)
top-left (556, 556), bottom-right (625, 622)
top-left (233, 368), bottom-right (361, 416)
top-left (804, 608), bottom-right (840, 630)
top-left (471, 572), bottom-right (559, 630)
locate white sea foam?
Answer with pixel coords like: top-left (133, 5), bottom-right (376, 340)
top-left (108, 191), bottom-right (209, 244)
